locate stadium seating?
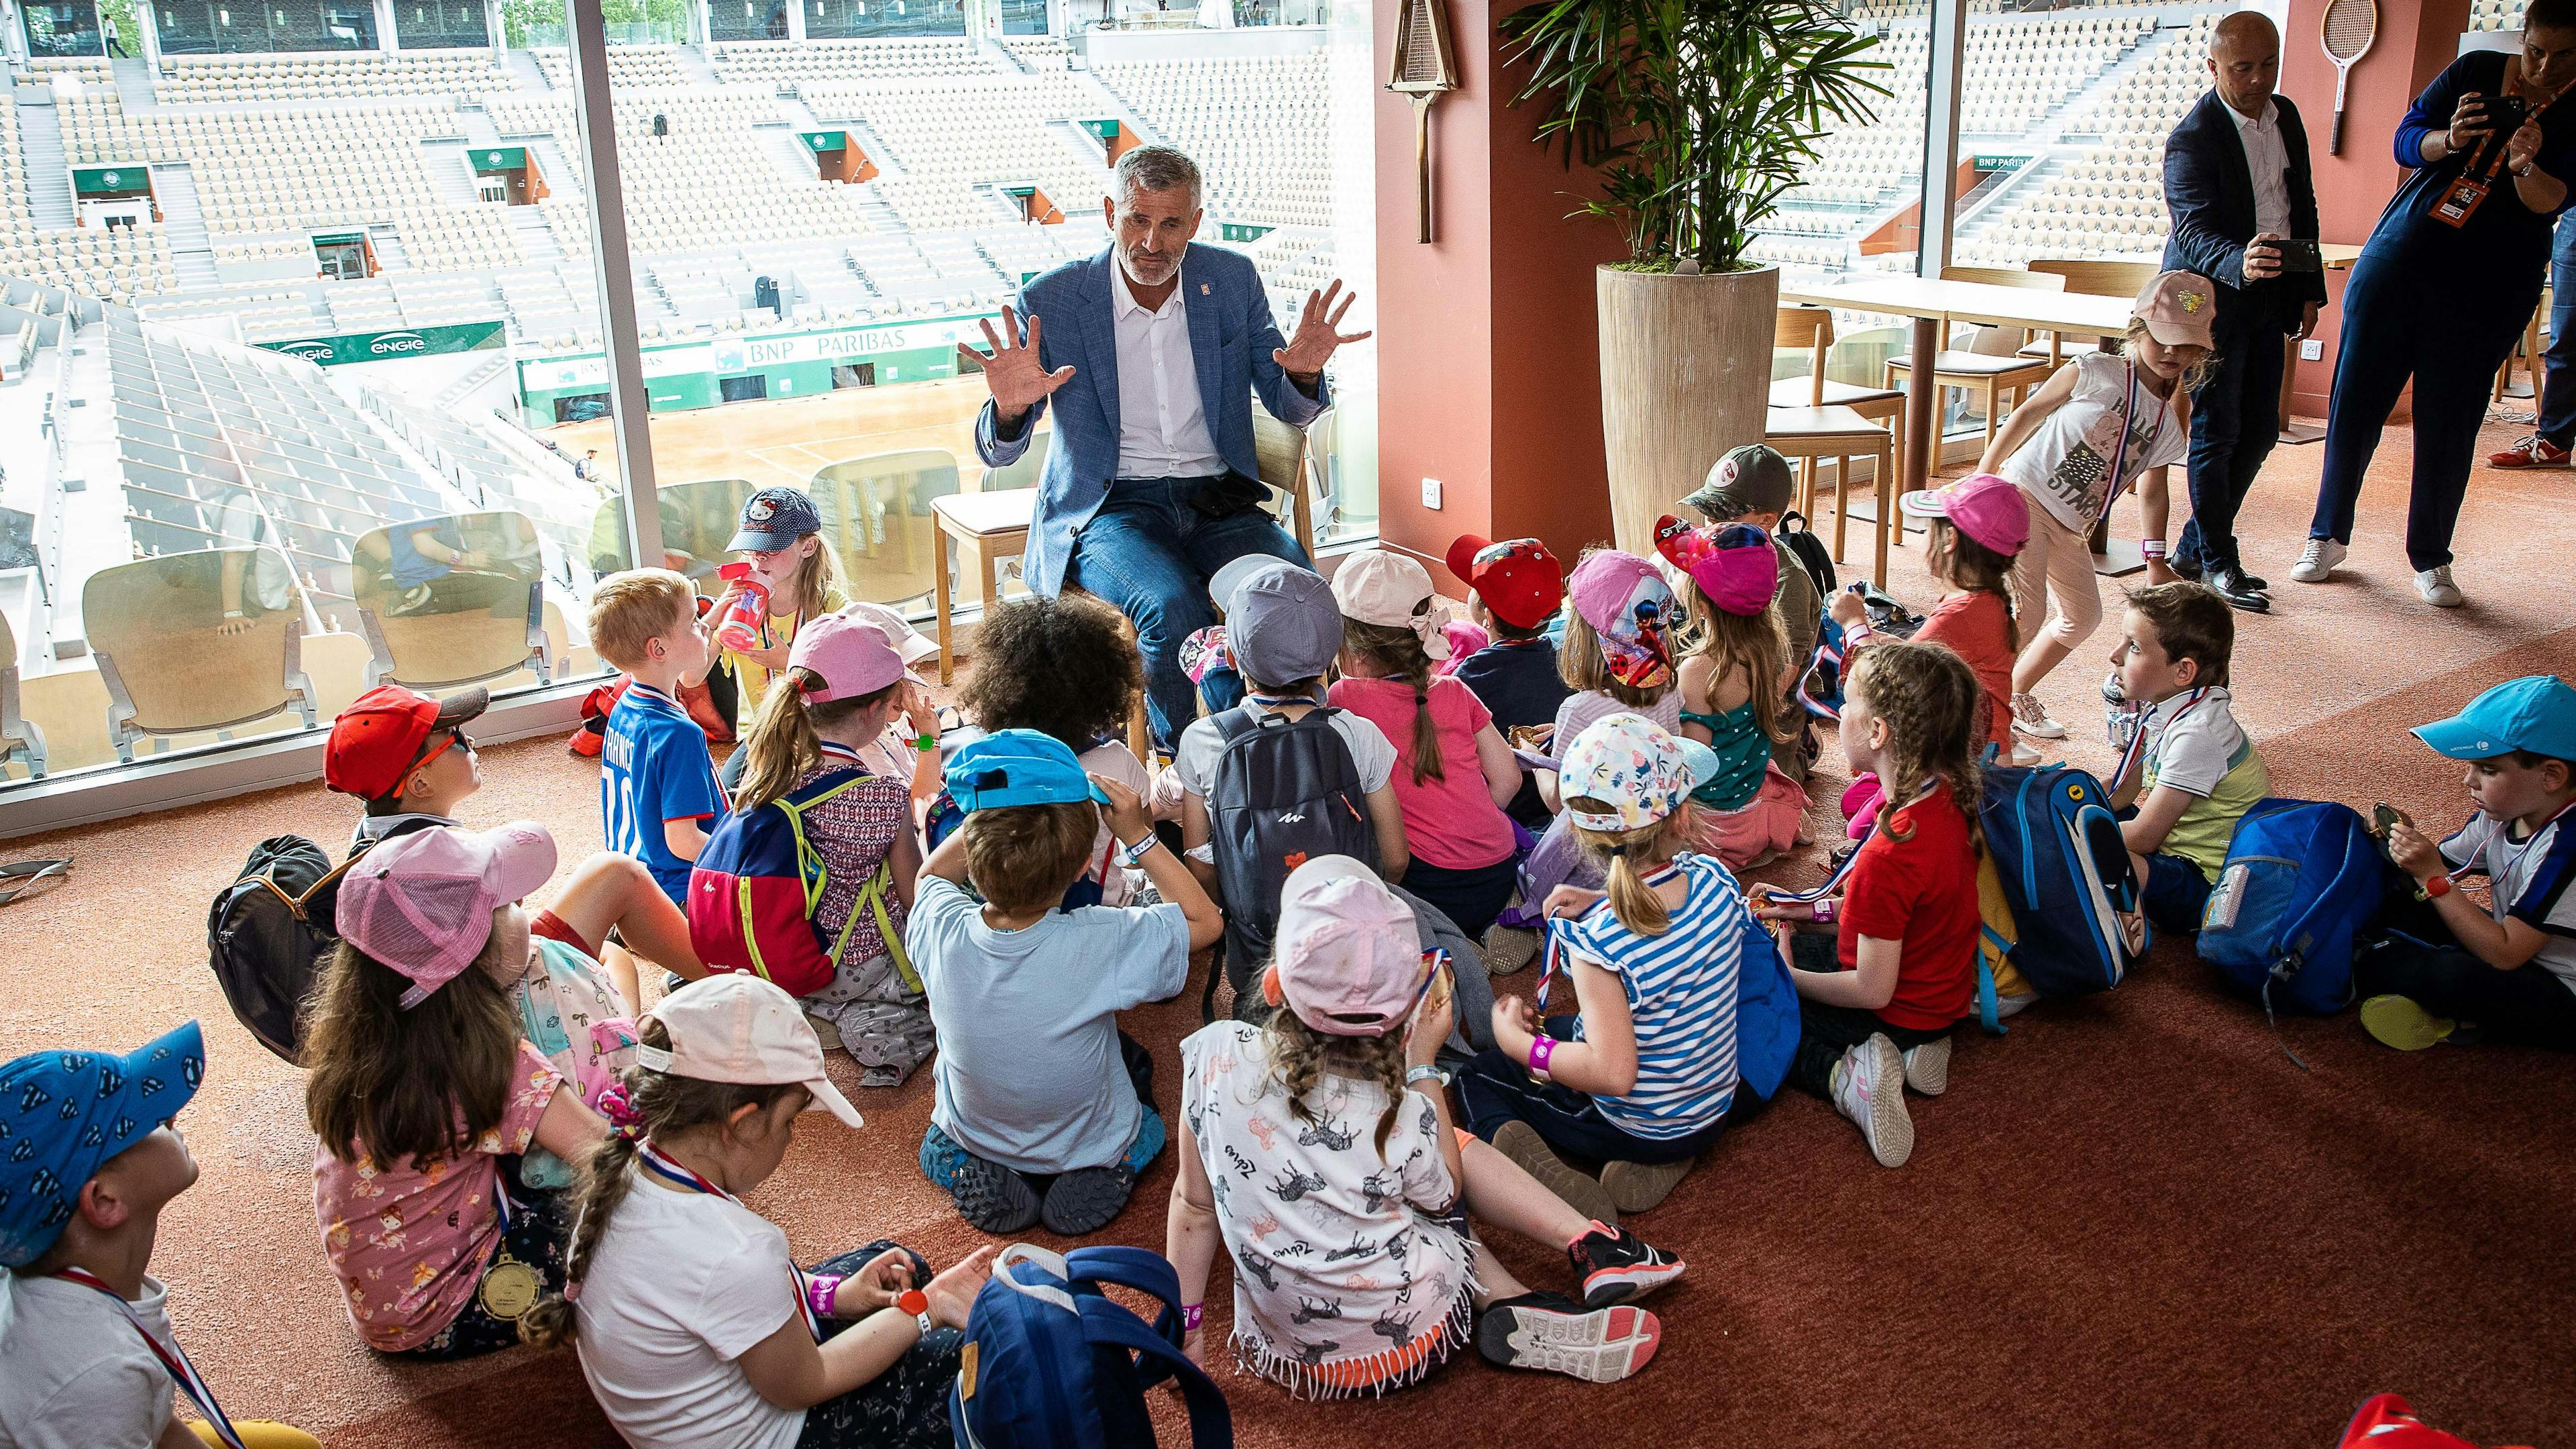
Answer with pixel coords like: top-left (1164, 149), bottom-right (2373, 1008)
top-left (529, 45), bottom-right (690, 90)
top-left (154, 51), bottom-right (513, 103)
top-left (708, 38), bottom-right (997, 83)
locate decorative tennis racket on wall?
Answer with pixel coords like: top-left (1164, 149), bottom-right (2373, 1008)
top-left (2321, 0), bottom-right (2379, 156)
top-left (1389, 0), bottom-right (1458, 244)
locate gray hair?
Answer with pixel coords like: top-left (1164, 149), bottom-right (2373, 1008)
top-left (1114, 145), bottom-right (1202, 213)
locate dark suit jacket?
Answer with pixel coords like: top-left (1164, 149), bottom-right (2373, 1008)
top-left (2161, 90), bottom-right (2329, 331)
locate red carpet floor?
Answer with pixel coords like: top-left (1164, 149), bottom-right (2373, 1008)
top-left (4, 416), bottom-right (2572, 1448)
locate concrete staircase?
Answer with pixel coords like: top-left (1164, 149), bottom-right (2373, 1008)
top-left (419, 142), bottom-right (487, 205)
top-left (671, 46), bottom-right (723, 85)
top-left (504, 49), bottom-right (553, 92)
top-left (13, 98), bottom-right (74, 227)
top-left (508, 207), bottom-right (561, 263)
top-left (109, 57), bottom-right (158, 110)
top-left (146, 164), bottom-right (220, 287)
top-left (369, 230), bottom-right (411, 270)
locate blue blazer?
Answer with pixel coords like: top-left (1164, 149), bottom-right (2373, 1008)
top-left (2161, 90), bottom-right (2328, 326)
top-left (974, 243), bottom-right (1328, 598)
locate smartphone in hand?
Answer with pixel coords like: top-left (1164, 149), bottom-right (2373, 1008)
top-left (2273, 237), bottom-right (2324, 273)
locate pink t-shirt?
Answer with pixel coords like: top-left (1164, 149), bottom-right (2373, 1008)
top-left (1914, 590), bottom-right (2015, 750)
top-left (1328, 674), bottom-right (1517, 871)
top-left (313, 1041), bottom-right (564, 1352)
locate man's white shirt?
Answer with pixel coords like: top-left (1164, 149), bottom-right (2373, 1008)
top-left (1110, 261), bottom-right (1226, 480)
top-left (2226, 96), bottom-right (2294, 242)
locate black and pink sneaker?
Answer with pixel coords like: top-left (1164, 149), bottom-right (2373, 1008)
top-left (1568, 1221), bottom-right (1686, 1309)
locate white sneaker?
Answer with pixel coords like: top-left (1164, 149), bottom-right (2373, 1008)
top-left (1901, 1036), bottom-right (1950, 1097)
top-left (2415, 566), bottom-right (2463, 608)
top-left (1829, 1034), bottom-right (1914, 1168)
top-left (2009, 692), bottom-right (2065, 740)
top-left (2007, 740), bottom-right (2044, 768)
top-left (2289, 538), bottom-right (2346, 583)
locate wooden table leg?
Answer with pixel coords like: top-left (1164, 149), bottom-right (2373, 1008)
top-left (933, 522), bottom-right (955, 685)
top-left (2277, 335), bottom-right (2323, 445)
top-left (1901, 315), bottom-right (1938, 505)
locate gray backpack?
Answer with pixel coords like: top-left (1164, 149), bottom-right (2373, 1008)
top-left (1203, 704), bottom-right (1379, 1021)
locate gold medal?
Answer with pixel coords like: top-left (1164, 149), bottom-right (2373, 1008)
top-left (478, 1254), bottom-right (543, 1321)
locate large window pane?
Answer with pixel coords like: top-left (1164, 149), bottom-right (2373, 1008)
top-left (394, 0), bottom-right (494, 48)
top-left (804, 0), bottom-right (967, 40)
top-left (152, 0), bottom-right (379, 53)
top-left (23, 1), bottom-right (107, 57)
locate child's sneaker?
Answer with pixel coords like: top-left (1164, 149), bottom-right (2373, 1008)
top-left (1829, 1034), bottom-right (1914, 1168)
top-left (1599, 1155), bottom-right (1693, 1214)
top-left (951, 1152), bottom-right (1042, 1234)
top-left (2360, 995), bottom-right (2466, 1051)
top-left (1473, 1293), bottom-right (1662, 1383)
top-left (1567, 1221), bottom-right (1686, 1308)
top-left (1038, 1164), bottom-right (1136, 1235)
top-left (1481, 922), bottom-right (1541, 975)
top-left (2010, 692), bottom-right (2066, 739)
top-left (1494, 1120), bottom-right (1619, 1228)
top-left (1900, 1036), bottom-right (1950, 1096)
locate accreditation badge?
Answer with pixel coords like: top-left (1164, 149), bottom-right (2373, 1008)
top-left (478, 1251), bottom-right (544, 1321)
top-left (2431, 174), bottom-right (2491, 228)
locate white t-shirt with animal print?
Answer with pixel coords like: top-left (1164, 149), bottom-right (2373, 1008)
top-left (1179, 1020), bottom-right (1470, 1391)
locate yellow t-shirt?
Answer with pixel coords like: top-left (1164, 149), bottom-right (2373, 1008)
top-left (727, 581), bottom-right (850, 722)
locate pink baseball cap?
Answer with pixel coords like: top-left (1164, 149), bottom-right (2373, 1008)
top-left (1652, 516), bottom-right (1777, 617)
top-left (1898, 474), bottom-right (2029, 555)
top-left (641, 974), bottom-right (863, 1128)
top-left (337, 822), bottom-right (557, 1009)
top-left (1272, 855), bottom-right (1432, 1037)
top-left (2134, 270), bottom-right (2217, 350)
top-left (788, 612), bottom-right (918, 703)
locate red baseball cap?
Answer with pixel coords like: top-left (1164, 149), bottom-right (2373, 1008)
top-left (326, 685), bottom-right (488, 800)
top-left (1443, 535), bottom-right (1565, 631)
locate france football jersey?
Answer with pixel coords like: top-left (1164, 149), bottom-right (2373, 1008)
top-left (600, 681), bottom-right (724, 906)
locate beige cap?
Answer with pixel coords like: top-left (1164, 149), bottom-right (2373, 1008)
top-left (638, 975), bottom-right (863, 1128)
top-left (2133, 270), bottom-right (2217, 350)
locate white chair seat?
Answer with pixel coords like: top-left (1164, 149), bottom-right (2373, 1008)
top-left (1770, 376), bottom-right (1904, 409)
top-left (1766, 405), bottom-right (1889, 443)
top-left (1888, 350), bottom-right (2054, 379)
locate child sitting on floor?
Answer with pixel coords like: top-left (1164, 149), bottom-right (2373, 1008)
top-left (720, 612), bottom-right (929, 1084)
top-left (957, 593), bottom-right (1165, 907)
top-left (305, 823), bottom-right (610, 1358)
top-left (327, 680), bottom-right (703, 1012)
top-left (1466, 714), bottom-right (1770, 1224)
top-left (2106, 582), bottom-right (2269, 936)
top-left (1680, 445), bottom-right (1822, 784)
top-left (1444, 534), bottom-right (1570, 832)
top-left (592, 569), bottom-right (728, 909)
top-left (0, 1023), bottom-right (321, 1449)
top-left (1169, 855), bottom-right (1684, 1395)
top-left (1756, 642), bottom-right (1984, 1171)
top-left (520, 976), bottom-right (995, 1449)
top-left (1330, 549), bottom-right (1525, 939)
top-left (2361, 676), bottom-right (2576, 1054)
top-left (1836, 474), bottom-right (2031, 766)
top-left (910, 732), bottom-right (1222, 1235)
top-left (1655, 518), bottom-right (1807, 869)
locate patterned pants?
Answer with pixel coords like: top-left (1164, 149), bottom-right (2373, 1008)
top-left (796, 1240), bottom-right (964, 1449)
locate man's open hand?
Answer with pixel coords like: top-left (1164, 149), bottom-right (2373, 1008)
top-left (956, 305), bottom-right (1075, 427)
top-left (1273, 280), bottom-right (1373, 380)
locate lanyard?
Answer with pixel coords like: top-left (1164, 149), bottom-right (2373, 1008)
top-left (2111, 687), bottom-right (2211, 790)
top-left (52, 1268), bottom-right (248, 1449)
top-left (1534, 863), bottom-right (1685, 1014)
top-left (2094, 364), bottom-right (2163, 527)
top-left (1761, 776), bottom-right (1946, 910)
top-left (2465, 78), bottom-right (2563, 181)
top-left (637, 1141), bottom-right (822, 1341)
top-left (2455, 796), bottom-right (2576, 886)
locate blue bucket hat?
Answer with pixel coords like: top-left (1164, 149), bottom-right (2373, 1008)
top-left (729, 486), bottom-right (823, 553)
top-left (945, 729), bottom-right (1114, 814)
top-left (0, 1020), bottom-right (205, 1267)
top-left (2412, 675), bottom-right (2576, 763)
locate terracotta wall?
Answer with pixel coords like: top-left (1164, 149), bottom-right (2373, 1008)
top-left (1373, 0), bottom-right (1628, 592)
top-left (2277, 0), bottom-right (2476, 417)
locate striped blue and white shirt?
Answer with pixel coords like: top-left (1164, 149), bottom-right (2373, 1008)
top-left (1560, 853), bottom-right (1748, 1140)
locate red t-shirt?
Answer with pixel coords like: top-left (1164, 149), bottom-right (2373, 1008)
top-left (1914, 590), bottom-right (2015, 751)
top-left (1836, 778), bottom-right (1980, 1031)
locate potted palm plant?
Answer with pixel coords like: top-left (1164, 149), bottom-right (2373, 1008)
top-left (1502, 0), bottom-right (1888, 551)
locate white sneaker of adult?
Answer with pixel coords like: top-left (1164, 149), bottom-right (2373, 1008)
top-left (1828, 1034), bottom-right (1914, 1168)
top-left (2288, 538), bottom-right (2346, 584)
top-left (2416, 566), bottom-right (2463, 608)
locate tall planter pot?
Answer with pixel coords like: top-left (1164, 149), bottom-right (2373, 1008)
top-left (1595, 263), bottom-right (1780, 554)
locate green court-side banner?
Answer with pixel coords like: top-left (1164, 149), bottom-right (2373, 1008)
top-left (260, 319), bottom-right (506, 366)
top-left (72, 164), bottom-right (151, 197)
top-left (800, 130), bottom-right (850, 152)
top-left (470, 147), bottom-right (530, 172)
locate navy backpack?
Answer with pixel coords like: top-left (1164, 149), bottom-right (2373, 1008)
top-left (2197, 798), bottom-right (2396, 1032)
top-left (1975, 755), bottom-right (2147, 1012)
top-left (951, 1244), bottom-right (1230, 1449)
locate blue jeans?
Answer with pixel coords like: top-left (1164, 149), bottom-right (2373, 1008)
top-left (1065, 477), bottom-right (1307, 748)
top-left (1457, 1017), bottom-right (1749, 1165)
top-left (2540, 209), bottom-right (2576, 445)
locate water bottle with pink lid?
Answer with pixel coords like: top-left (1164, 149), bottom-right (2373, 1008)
top-left (714, 561), bottom-right (770, 653)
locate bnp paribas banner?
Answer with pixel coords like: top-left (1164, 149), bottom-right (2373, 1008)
top-left (259, 320), bottom-right (506, 367)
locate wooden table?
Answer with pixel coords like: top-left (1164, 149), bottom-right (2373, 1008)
top-left (1782, 274), bottom-right (2141, 573)
top-left (927, 485), bottom-right (1038, 687)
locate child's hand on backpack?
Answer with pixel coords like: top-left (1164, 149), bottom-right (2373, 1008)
top-left (1829, 589), bottom-right (1869, 629)
top-left (926, 1245), bottom-right (998, 1332)
top-left (1094, 775), bottom-right (1152, 845)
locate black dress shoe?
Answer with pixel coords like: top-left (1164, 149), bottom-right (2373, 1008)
top-left (2227, 568), bottom-right (2268, 590)
top-left (2167, 554), bottom-right (2205, 581)
top-left (2207, 568), bottom-right (2271, 612)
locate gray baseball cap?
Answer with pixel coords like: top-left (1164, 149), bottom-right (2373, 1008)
top-left (1226, 561), bottom-right (1342, 686)
top-left (1682, 444), bottom-right (1794, 521)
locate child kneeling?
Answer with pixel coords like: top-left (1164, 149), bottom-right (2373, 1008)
top-left (1169, 856), bottom-right (1683, 1395)
top-left (910, 731), bottom-right (1223, 1234)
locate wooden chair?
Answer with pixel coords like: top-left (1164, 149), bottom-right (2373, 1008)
top-left (2497, 286), bottom-right (2549, 404)
top-left (350, 510), bottom-right (553, 692)
top-left (1768, 311), bottom-right (1900, 586)
top-left (0, 603), bottom-right (44, 780)
top-left (1943, 264), bottom-right (2090, 368)
top-left (1770, 305), bottom-right (1904, 440)
top-left (81, 548), bottom-right (317, 763)
top-left (2023, 257), bottom-right (2157, 360)
top-left (1883, 280), bottom-right (2055, 461)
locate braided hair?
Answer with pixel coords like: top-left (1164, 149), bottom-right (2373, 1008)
top-left (1845, 640), bottom-right (1984, 848)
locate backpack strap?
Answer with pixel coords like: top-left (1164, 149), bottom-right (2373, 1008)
top-left (1061, 1246), bottom-right (1183, 1319)
top-left (825, 858), bottom-right (922, 993)
top-left (1073, 1297), bottom-right (1234, 1449)
top-left (1210, 705), bottom-right (1257, 747)
top-left (1973, 939), bottom-right (2006, 1036)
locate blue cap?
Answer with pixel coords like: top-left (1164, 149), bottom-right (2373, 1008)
top-left (0, 1020), bottom-right (205, 1267)
top-left (2412, 676), bottom-right (2576, 762)
top-left (729, 486), bottom-right (822, 553)
top-left (945, 729), bottom-right (1114, 813)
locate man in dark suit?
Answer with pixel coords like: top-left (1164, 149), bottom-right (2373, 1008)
top-left (2160, 10), bottom-right (2328, 611)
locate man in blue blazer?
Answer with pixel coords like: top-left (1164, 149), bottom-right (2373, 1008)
top-left (959, 145), bottom-right (1368, 746)
top-left (2160, 10), bottom-right (2328, 612)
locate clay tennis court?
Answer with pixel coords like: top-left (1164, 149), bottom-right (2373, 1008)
top-left (545, 374), bottom-right (1002, 498)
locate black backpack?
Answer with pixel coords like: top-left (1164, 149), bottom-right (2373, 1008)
top-left (208, 835), bottom-right (364, 1063)
top-left (1776, 512), bottom-right (1838, 599)
top-left (1203, 705), bottom-right (1379, 1022)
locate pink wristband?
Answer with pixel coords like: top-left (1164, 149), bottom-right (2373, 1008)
top-left (1811, 898), bottom-right (1836, 925)
top-left (1181, 1302), bottom-right (1204, 1332)
top-left (806, 1273), bottom-right (844, 1324)
top-left (1526, 1035), bottom-right (1556, 1081)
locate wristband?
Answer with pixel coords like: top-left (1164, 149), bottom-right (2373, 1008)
top-left (222, 609), bottom-right (246, 619)
top-left (806, 1273), bottom-right (844, 1323)
top-left (1119, 833), bottom-right (1162, 868)
top-left (1811, 897), bottom-right (1836, 925)
top-left (2139, 538), bottom-right (2169, 559)
top-left (1181, 1302), bottom-right (1205, 1332)
top-left (1405, 1064), bottom-right (1448, 1089)
top-left (1525, 1034), bottom-right (1556, 1082)
top-left (898, 1287), bottom-right (932, 1337)
top-left (2423, 873), bottom-right (2454, 899)
top-left (914, 733), bottom-right (938, 752)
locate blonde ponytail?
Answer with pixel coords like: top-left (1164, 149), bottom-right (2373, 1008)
top-left (735, 665), bottom-right (888, 810)
top-left (1568, 811), bottom-right (1686, 937)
